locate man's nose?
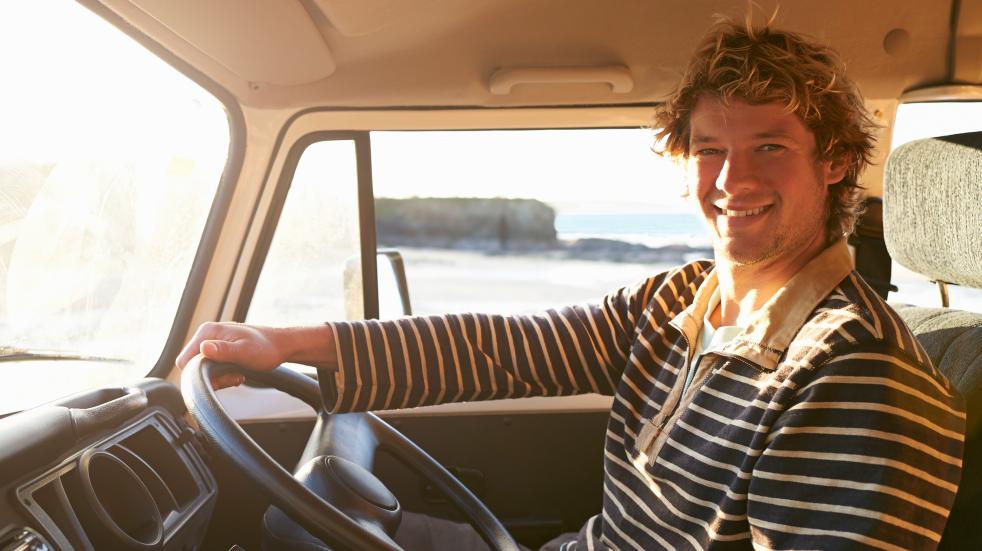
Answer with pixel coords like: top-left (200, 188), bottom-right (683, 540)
top-left (715, 152), bottom-right (757, 194)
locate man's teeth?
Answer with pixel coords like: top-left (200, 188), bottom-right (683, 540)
top-left (719, 206), bottom-right (768, 217)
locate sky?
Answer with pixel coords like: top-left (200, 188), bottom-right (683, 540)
top-left (0, 1), bottom-right (228, 165)
top-left (370, 129), bottom-right (690, 213)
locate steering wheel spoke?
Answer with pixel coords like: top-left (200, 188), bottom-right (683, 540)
top-left (300, 412), bottom-right (382, 470)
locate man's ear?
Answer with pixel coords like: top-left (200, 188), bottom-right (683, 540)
top-left (823, 155), bottom-right (849, 187)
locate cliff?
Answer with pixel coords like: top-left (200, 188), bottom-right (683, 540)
top-left (375, 197), bottom-right (557, 248)
top-left (374, 197), bottom-right (712, 263)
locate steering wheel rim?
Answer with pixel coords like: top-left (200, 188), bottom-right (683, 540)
top-left (180, 357), bottom-right (520, 551)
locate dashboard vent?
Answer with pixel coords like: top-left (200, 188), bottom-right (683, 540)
top-left (115, 425), bottom-right (199, 509)
top-left (16, 411), bottom-right (215, 550)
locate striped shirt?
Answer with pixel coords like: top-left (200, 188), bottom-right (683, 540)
top-left (323, 240), bottom-right (965, 549)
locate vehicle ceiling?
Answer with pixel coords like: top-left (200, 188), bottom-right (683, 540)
top-left (95, 0), bottom-right (981, 111)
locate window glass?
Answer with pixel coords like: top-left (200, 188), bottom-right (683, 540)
top-left (0, 1), bottom-right (229, 413)
top-left (246, 140), bottom-right (363, 325)
top-left (891, 101), bottom-right (982, 148)
top-left (888, 102), bottom-right (982, 311)
top-left (370, 129), bottom-right (703, 315)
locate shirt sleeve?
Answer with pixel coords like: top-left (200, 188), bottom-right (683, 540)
top-left (746, 343), bottom-right (966, 549)
top-left (322, 272), bottom-right (667, 413)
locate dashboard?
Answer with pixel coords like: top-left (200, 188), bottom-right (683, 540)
top-left (0, 380), bottom-right (216, 550)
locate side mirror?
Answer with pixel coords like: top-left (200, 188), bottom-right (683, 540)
top-left (343, 250), bottom-right (412, 321)
top-left (377, 249), bottom-right (412, 318)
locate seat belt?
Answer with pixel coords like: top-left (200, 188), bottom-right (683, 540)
top-left (848, 198), bottom-right (898, 300)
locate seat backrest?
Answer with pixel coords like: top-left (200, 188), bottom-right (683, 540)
top-left (883, 131), bottom-right (982, 548)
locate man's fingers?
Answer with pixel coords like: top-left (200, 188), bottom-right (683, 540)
top-left (197, 338), bottom-right (248, 388)
top-left (200, 340), bottom-right (221, 358)
top-left (176, 338), bottom-right (201, 369)
top-left (211, 372), bottom-right (246, 390)
top-left (200, 339), bottom-right (240, 361)
top-left (176, 322), bottom-right (224, 368)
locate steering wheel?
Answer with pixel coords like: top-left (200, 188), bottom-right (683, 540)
top-left (181, 357), bottom-right (521, 550)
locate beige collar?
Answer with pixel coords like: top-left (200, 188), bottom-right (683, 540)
top-left (669, 239), bottom-right (854, 370)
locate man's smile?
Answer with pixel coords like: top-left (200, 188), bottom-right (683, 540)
top-left (712, 203), bottom-right (773, 217)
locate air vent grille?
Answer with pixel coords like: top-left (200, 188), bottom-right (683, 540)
top-left (109, 444), bottom-right (180, 518)
top-left (28, 473), bottom-right (90, 550)
top-left (116, 425), bottom-right (199, 508)
top-left (16, 411), bottom-right (215, 551)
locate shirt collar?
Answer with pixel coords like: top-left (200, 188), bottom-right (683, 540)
top-left (703, 287), bottom-right (721, 332)
top-left (669, 239), bottom-right (854, 370)
top-left (669, 269), bottom-right (718, 345)
top-left (700, 288), bottom-right (744, 354)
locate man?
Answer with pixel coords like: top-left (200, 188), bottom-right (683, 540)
top-left (178, 19), bottom-right (965, 550)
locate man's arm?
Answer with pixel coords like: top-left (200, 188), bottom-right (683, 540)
top-left (174, 268), bottom-right (674, 404)
top-left (746, 345), bottom-right (965, 549)
top-left (324, 308), bottom-right (623, 412)
top-left (322, 269), bottom-right (686, 412)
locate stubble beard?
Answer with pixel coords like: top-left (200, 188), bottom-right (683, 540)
top-left (713, 188), bottom-right (829, 270)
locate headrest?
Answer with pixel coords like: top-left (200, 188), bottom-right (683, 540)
top-left (884, 132), bottom-right (982, 289)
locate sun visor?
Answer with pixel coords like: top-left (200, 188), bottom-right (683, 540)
top-left (131, 0), bottom-right (335, 86)
top-left (311, 0), bottom-right (441, 37)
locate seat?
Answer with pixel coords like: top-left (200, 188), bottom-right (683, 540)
top-left (882, 131), bottom-right (982, 548)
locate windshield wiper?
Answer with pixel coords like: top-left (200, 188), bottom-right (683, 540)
top-left (0, 345), bottom-right (131, 363)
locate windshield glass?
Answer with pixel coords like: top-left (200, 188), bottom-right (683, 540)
top-left (0, 1), bottom-right (229, 413)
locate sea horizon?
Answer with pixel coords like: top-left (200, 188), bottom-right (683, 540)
top-left (555, 212), bottom-right (711, 248)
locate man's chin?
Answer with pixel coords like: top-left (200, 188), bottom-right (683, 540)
top-left (712, 241), bottom-right (775, 267)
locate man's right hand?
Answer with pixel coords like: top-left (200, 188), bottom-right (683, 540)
top-left (176, 322), bottom-right (336, 389)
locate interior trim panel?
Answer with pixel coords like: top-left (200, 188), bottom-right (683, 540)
top-left (0, 381), bottom-right (217, 551)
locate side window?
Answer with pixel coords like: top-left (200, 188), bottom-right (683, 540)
top-left (888, 102), bottom-right (982, 311)
top-left (369, 129), bottom-right (702, 315)
top-left (246, 140), bottom-right (364, 325)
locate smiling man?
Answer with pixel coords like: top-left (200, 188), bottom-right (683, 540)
top-left (178, 19), bottom-right (965, 550)
top-left (686, 97), bottom-right (847, 329)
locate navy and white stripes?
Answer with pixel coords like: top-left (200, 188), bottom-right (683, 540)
top-left (324, 245), bottom-right (964, 549)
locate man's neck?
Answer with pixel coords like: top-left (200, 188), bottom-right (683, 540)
top-left (709, 240), bottom-right (829, 328)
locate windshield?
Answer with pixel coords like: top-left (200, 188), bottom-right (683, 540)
top-left (0, 0), bottom-right (229, 413)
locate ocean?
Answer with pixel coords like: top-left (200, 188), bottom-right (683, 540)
top-left (555, 213), bottom-right (982, 311)
top-left (555, 212), bottom-right (710, 248)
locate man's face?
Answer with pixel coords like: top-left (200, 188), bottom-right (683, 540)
top-left (686, 95), bottom-right (846, 269)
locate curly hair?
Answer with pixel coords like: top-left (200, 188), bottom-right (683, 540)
top-left (653, 17), bottom-right (878, 243)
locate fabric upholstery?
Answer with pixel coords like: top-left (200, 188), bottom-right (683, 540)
top-left (884, 130), bottom-right (982, 548)
top-left (884, 132), bottom-right (982, 288)
top-left (893, 305), bottom-right (982, 435)
top-left (893, 304), bottom-right (982, 548)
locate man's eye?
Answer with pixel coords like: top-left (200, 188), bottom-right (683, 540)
top-left (759, 144), bottom-right (786, 152)
top-left (694, 148), bottom-right (721, 156)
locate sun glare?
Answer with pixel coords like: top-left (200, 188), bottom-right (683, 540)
top-left (0, 1), bottom-right (226, 164)
top-left (0, 0), bottom-right (229, 414)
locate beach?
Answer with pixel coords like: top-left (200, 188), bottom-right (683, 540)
top-left (391, 246), bottom-right (687, 316)
top-left (388, 241), bottom-right (982, 318)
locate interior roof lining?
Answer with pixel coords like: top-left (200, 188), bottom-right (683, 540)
top-left (101, 0), bottom-right (965, 110)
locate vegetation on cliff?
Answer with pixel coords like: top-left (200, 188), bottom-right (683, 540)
top-left (375, 197), bottom-right (557, 248)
